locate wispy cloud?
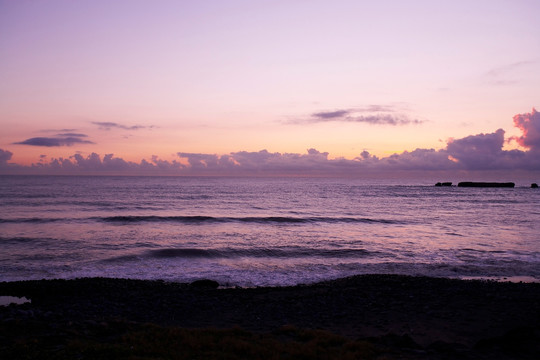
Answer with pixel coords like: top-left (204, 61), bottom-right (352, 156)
top-left (56, 133), bottom-right (89, 138)
top-left (42, 128), bottom-right (78, 133)
top-left (486, 60), bottom-right (536, 77)
top-left (13, 135), bottom-right (95, 147)
top-left (484, 60), bottom-right (538, 86)
top-left (312, 109), bottom-right (351, 119)
top-left (289, 105), bottom-right (423, 125)
top-left (91, 121), bottom-right (153, 130)
top-left (344, 114), bottom-right (421, 125)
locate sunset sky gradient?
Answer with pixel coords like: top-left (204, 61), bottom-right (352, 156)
top-left (1, 0), bottom-right (539, 177)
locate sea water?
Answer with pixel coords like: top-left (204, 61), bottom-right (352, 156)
top-left (0, 176), bottom-right (539, 286)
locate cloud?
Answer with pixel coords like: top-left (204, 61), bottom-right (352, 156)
top-left (229, 149), bottom-right (333, 172)
top-left (512, 108), bottom-right (540, 152)
top-left (311, 112), bottom-right (420, 125)
top-left (56, 133), bottom-right (88, 137)
top-left (291, 105), bottom-right (423, 125)
top-left (446, 129), bottom-right (506, 170)
top-left (1, 136), bottom-right (538, 176)
top-left (2, 108), bottom-right (539, 175)
top-left (486, 60), bottom-right (537, 77)
top-left (0, 149), bottom-right (13, 165)
top-left (40, 153), bottom-right (185, 174)
top-left (346, 114), bottom-right (421, 125)
top-left (42, 128), bottom-right (78, 133)
top-left (13, 136), bottom-right (95, 147)
top-left (484, 60), bottom-right (538, 86)
top-left (312, 109), bottom-right (351, 119)
top-left (376, 148), bottom-right (454, 171)
top-left (177, 149), bottom-right (348, 175)
top-left (177, 152), bottom-right (222, 170)
top-left (442, 128), bottom-right (540, 170)
top-left (92, 121), bottom-right (150, 130)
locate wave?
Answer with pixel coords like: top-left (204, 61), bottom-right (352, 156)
top-left (0, 215), bottom-right (404, 225)
top-left (0, 217), bottom-right (66, 224)
top-left (0, 236), bottom-right (50, 244)
top-left (104, 247), bottom-right (376, 261)
top-left (0, 215), bottom-right (406, 225)
top-left (98, 215), bottom-right (403, 225)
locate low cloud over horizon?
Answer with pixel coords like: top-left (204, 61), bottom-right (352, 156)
top-left (2, 109), bottom-right (539, 177)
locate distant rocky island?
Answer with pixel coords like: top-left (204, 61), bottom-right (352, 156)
top-left (434, 182), bottom-right (540, 188)
top-left (434, 182), bottom-right (452, 186)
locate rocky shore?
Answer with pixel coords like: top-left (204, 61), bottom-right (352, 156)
top-left (1, 275), bottom-right (539, 359)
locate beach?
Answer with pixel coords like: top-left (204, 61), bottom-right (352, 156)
top-left (1, 275), bottom-right (539, 359)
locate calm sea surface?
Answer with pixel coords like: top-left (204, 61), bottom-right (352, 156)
top-left (1, 176), bottom-right (539, 286)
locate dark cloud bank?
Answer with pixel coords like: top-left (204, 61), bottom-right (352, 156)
top-left (1, 109), bottom-right (539, 177)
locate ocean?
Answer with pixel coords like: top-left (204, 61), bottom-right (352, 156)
top-left (1, 175), bottom-right (539, 286)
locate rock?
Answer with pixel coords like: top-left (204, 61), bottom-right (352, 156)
top-left (435, 182), bottom-right (452, 186)
top-left (190, 279), bottom-right (219, 289)
top-left (532, 183), bottom-right (538, 188)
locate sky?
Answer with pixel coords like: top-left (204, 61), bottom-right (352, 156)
top-left (1, 0), bottom-right (539, 177)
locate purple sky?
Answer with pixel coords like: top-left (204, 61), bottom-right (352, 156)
top-left (1, 1), bottom-right (539, 177)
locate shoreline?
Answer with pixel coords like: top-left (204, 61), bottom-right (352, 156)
top-left (457, 275), bottom-right (540, 283)
top-left (1, 274), bottom-right (539, 358)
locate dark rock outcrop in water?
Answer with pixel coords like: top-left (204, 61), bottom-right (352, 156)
top-left (457, 182), bottom-right (515, 188)
top-left (435, 182), bottom-right (452, 186)
top-left (532, 183), bottom-right (539, 188)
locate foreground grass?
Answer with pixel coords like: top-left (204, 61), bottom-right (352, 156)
top-left (2, 321), bottom-right (381, 360)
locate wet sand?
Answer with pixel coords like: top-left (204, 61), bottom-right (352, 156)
top-left (1, 275), bottom-right (539, 359)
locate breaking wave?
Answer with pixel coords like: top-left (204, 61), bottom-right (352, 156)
top-left (98, 215), bottom-right (404, 225)
top-left (102, 247), bottom-right (378, 262)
